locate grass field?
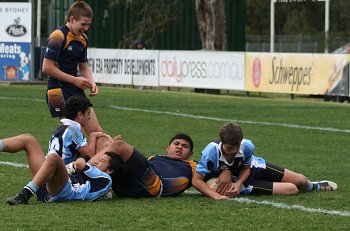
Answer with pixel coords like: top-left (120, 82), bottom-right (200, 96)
top-left (0, 84), bottom-right (349, 230)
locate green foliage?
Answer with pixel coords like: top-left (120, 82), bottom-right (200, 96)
top-left (0, 84), bottom-right (349, 230)
top-left (246, 0), bottom-right (350, 38)
top-left (107, 0), bottom-right (186, 49)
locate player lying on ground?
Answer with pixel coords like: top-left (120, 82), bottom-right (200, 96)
top-left (0, 134), bottom-right (122, 205)
top-left (192, 122), bottom-right (337, 200)
top-left (87, 133), bottom-right (197, 198)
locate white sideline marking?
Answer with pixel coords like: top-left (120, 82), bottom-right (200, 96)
top-left (232, 197), bottom-right (350, 217)
top-left (0, 96), bottom-right (44, 102)
top-left (184, 190), bottom-right (350, 217)
top-left (0, 96), bottom-right (349, 133)
top-left (109, 105), bottom-right (350, 134)
top-left (0, 161), bottom-right (28, 168)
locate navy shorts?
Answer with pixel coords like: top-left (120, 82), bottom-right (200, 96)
top-left (250, 162), bottom-right (285, 195)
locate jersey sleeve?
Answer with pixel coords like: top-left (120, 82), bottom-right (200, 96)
top-left (70, 125), bottom-right (87, 149)
top-left (44, 30), bottom-right (64, 61)
top-left (241, 139), bottom-right (255, 166)
top-left (79, 33), bottom-right (88, 63)
top-left (196, 142), bottom-right (219, 176)
top-left (83, 163), bottom-right (112, 190)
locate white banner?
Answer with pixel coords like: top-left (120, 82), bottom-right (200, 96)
top-left (159, 51), bottom-right (245, 90)
top-left (87, 48), bottom-right (158, 86)
top-left (0, 3), bottom-right (32, 42)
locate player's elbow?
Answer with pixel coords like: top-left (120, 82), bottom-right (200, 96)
top-left (41, 59), bottom-right (54, 75)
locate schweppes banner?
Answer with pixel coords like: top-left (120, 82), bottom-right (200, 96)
top-left (245, 52), bottom-right (349, 95)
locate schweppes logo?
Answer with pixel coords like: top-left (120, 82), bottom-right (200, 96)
top-left (6, 17), bottom-right (27, 37)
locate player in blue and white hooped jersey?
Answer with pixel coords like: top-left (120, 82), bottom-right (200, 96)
top-left (192, 122), bottom-right (337, 200)
top-left (48, 95), bottom-right (110, 165)
top-left (49, 118), bottom-right (87, 165)
top-left (0, 134), bottom-right (121, 205)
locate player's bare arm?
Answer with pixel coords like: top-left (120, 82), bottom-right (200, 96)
top-left (192, 172), bottom-right (228, 200)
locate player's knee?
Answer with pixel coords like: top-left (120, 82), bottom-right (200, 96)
top-left (110, 139), bottom-right (126, 152)
top-left (46, 153), bottom-right (61, 165)
top-left (21, 133), bottom-right (39, 146)
top-left (285, 184), bottom-right (299, 195)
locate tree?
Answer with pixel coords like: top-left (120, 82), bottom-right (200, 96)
top-left (109, 0), bottom-right (186, 48)
top-left (110, 0), bottom-right (229, 51)
top-left (195, 0), bottom-right (227, 50)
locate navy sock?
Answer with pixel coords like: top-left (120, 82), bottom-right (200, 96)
top-left (24, 181), bottom-right (39, 195)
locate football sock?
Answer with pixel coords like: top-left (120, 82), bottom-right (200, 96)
top-left (312, 182), bottom-right (320, 191)
top-left (306, 180), bottom-right (314, 191)
top-left (0, 139), bottom-right (3, 152)
top-left (24, 181), bottom-right (39, 195)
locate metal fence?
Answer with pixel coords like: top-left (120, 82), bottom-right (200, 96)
top-left (245, 35), bottom-right (349, 53)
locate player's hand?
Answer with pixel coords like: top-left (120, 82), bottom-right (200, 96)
top-left (113, 135), bottom-right (122, 141)
top-left (213, 194), bottom-right (230, 200)
top-left (89, 82), bottom-right (99, 97)
top-left (75, 158), bottom-right (87, 171)
top-left (73, 76), bottom-right (92, 90)
top-left (216, 169), bottom-right (232, 194)
top-left (224, 182), bottom-right (241, 197)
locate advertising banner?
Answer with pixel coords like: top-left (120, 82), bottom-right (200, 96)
top-left (159, 51), bottom-right (245, 90)
top-left (87, 48), bottom-right (158, 86)
top-left (0, 3), bottom-right (32, 81)
top-left (246, 52), bottom-right (348, 95)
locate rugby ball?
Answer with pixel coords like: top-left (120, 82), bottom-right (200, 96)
top-left (206, 178), bottom-right (218, 190)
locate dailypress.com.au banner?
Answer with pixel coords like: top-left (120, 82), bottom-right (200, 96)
top-left (0, 3), bottom-right (32, 81)
top-left (87, 48), bottom-right (158, 86)
top-left (246, 52), bottom-right (349, 95)
top-left (159, 51), bottom-right (245, 90)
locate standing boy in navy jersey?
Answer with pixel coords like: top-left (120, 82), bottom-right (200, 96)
top-left (42, 1), bottom-right (102, 134)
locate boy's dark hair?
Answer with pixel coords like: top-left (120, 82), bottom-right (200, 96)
top-left (219, 122), bottom-right (243, 145)
top-left (63, 95), bottom-right (92, 120)
top-left (168, 133), bottom-right (194, 152)
top-left (67, 1), bottom-right (93, 21)
top-left (105, 152), bottom-right (128, 181)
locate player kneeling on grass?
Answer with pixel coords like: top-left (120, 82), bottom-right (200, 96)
top-left (192, 122), bottom-right (337, 200)
top-left (0, 134), bottom-right (122, 205)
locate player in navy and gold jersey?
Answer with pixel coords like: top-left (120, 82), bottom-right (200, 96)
top-left (42, 1), bottom-right (102, 134)
top-left (97, 133), bottom-right (197, 198)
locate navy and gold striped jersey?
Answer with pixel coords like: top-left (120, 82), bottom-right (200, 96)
top-left (111, 149), bottom-right (197, 198)
top-left (44, 24), bottom-right (88, 92)
top-left (149, 156), bottom-right (197, 196)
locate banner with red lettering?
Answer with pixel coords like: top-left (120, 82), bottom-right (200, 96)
top-left (245, 52), bottom-right (348, 95)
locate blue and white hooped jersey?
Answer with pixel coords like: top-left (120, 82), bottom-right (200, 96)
top-left (196, 139), bottom-right (265, 178)
top-left (47, 119), bottom-right (87, 164)
top-left (45, 162), bottom-right (112, 202)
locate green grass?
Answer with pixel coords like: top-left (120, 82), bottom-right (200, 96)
top-left (0, 84), bottom-right (349, 230)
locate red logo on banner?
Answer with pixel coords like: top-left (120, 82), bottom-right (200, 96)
top-left (252, 58), bottom-right (261, 88)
